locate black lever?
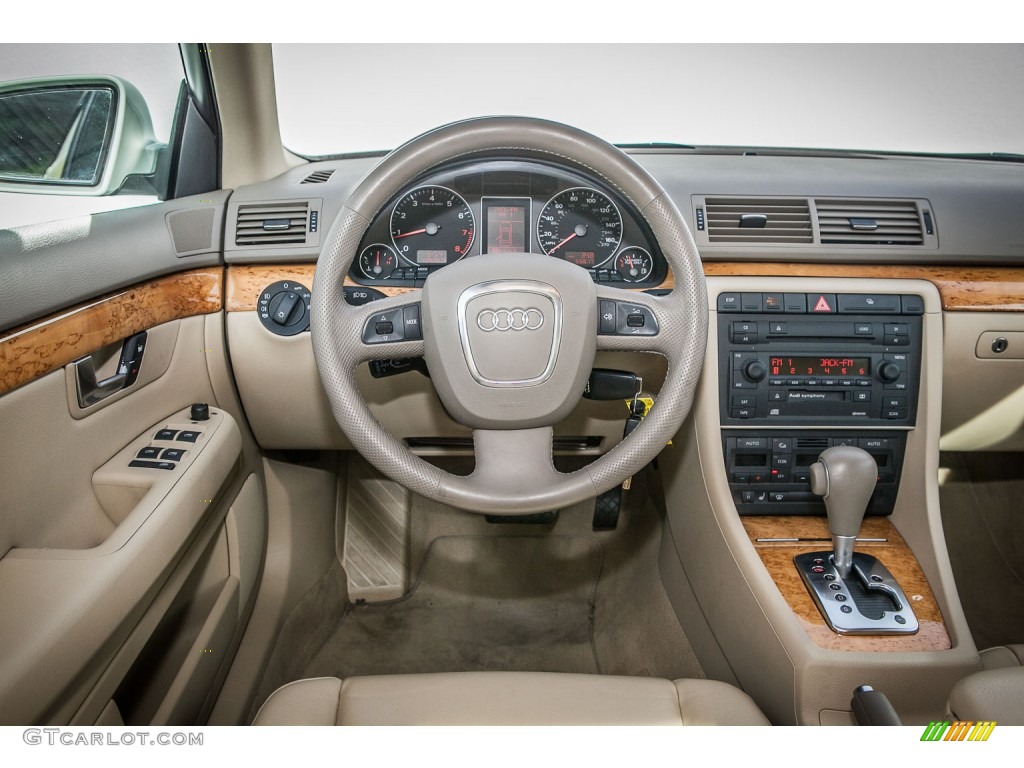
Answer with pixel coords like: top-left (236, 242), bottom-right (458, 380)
top-left (851, 685), bottom-right (903, 726)
top-left (369, 357), bottom-right (430, 379)
top-left (583, 369), bottom-right (641, 401)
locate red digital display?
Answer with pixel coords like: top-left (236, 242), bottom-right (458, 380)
top-left (770, 357), bottom-right (870, 376)
top-left (565, 251), bottom-right (596, 267)
top-left (482, 197), bottom-right (531, 254)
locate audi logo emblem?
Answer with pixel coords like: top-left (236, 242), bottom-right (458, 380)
top-left (476, 307), bottom-right (545, 332)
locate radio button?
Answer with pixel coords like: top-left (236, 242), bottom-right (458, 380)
top-left (768, 322), bottom-right (787, 334)
top-left (742, 359), bottom-right (767, 382)
top-left (732, 395), bottom-right (756, 408)
top-left (805, 378), bottom-right (819, 386)
top-left (732, 408), bottom-right (755, 419)
top-left (770, 391), bottom-right (785, 402)
top-left (853, 391), bottom-right (871, 402)
top-left (839, 378), bottom-right (855, 387)
top-left (771, 437), bottom-right (792, 451)
top-left (856, 379), bottom-right (872, 387)
top-left (821, 378), bottom-right (839, 386)
top-left (732, 321), bottom-right (757, 333)
top-left (884, 381), bottom-right (908, 391)
top-left (787, 378), bottom-right (802, 386)
top-left (885, 335), bottom-right (909, 346)
top-left (885, 323), bottom-right (909, 335)
top-left (732, 377), bottom-right (755, 389)
top-left (854, 323), bottom-right (874, 335)
top-left (769, 378), bottom-right (785, 386)
top-left (884, 407), bottom-right (908, 420)
top-left (884, 397), bottom-right (907, 408)
top-left (734, 333), bottom-right (758, 344)
top-left (877, 360), bottom-right (901, 383)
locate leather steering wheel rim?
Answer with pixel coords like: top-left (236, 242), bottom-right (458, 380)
top-left (311, 116), bottom-right (708, 514)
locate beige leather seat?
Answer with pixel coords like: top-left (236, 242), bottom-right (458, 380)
top-left (947, 644), bottom-right (1024, 726)
top-left (253, 671), bottom-right (770, 726)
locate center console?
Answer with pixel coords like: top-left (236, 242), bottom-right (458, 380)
top-left (656, 276), bottom-right (980, 725)
top-left (717, 290), bottom-right (924, 516)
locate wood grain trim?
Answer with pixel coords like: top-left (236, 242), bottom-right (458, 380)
top-left (702, 262), bottom-right (1024, 311)
top-left (226, 262), bottom-right (1024, 313)
top-left (0, 268), bottom-right (223, 396)
top-left (225, 265), bottom-right (419, 311)
top-left (743, 516), bottom-right (951, 652)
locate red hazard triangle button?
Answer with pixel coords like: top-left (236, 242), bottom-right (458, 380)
top-left (811, 294), bottom-right (836, 313)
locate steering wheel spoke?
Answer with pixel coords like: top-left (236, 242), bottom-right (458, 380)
top-left (593, 283), bottom-right (684, 355)
top-left (337, 293), bottom-right (427, 365)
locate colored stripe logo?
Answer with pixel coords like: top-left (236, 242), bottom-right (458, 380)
top-left (920, 721), bottom-right (996, 741)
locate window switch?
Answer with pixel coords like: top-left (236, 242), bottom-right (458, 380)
top-left (155, 429), bottom-right (178, 441)
top-left (161, 448), bottom-right (185, 461)
top-left (137, 446), bottom-right (160, 459)
top-left (177, 431), bottom-right (201, 443)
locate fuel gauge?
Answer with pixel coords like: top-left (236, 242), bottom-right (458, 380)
top-left (358, 243), bottom-right (400, 279)
top-left (615, 247), bottom-right (654, 283)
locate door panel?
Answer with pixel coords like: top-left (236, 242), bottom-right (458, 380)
top-left (0, 202), bottom-right (267, 726)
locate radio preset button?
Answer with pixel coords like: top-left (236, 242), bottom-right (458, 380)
top-left (769, 378), bottom-right (785, 386)
top-left (856, 379), bottom-right (872, 387)
top-left (787, 378), bottom-right (802, 386)
top-left (839, 379), bottom-right (855, 387)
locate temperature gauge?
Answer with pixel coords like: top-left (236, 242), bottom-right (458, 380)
top-left (614, 247), bottom-right (654, 283)
top-left (358, 243), bottom-right (400, 279)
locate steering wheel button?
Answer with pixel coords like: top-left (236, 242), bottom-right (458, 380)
top-left (375, 321), bottom-right (394, 335)
top-left (614, 302), bottom-right (658, 336)
top-left (598, 300), bottom-right (617, 334)
top-left (362, 308), bottom-right (407, 344)
top-left (626, 313), bottom-right (645, 328)
top-left (402, 304), bottom-right (423, 340)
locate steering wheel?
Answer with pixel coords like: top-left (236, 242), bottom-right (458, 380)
top-left (311, 117), bottom-right (707, 515)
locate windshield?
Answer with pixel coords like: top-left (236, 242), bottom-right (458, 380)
top-left (273, 43), bottom-right (1024, 158)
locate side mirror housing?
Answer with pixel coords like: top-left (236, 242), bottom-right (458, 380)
top-left (0, 75), bottom-right (164, 196)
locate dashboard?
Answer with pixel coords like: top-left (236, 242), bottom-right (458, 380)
top-left (345, 159), bottom-right (667, 289)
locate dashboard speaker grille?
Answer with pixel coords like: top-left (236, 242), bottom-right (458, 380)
top-left (167, 208), bottom-right (215, 255)
top-left (704, 197), bottom-right (813, 243)
top-left (815, 199), bottom-right (924, 245)
top-left (235, 201), bottom-right (309, 246)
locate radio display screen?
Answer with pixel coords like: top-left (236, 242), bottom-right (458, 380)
top-left (770, 357), bottom-right (870, 377)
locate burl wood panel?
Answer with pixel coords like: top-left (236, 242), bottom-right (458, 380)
top-left (225, 265), bottom-right (417, 311)
top-left (0, 269), bottom-right (223, 396)
top-left (227, 262), bottom-right (1024, 313)
top-left (742, 516), bottom-right (951, 652)
top-left (702, 262), bottom-right (1024, 311)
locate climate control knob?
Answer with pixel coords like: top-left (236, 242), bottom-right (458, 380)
top-left (742, 359), bottom-right (767, 382)
top-left (877, 360), bottom-right (901, 383)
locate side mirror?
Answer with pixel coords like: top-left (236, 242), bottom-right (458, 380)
top-left (0, 75), bottom-right (164, 196)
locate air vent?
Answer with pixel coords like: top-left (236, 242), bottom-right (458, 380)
top-left (703, 197), bottom-right (813, 243)
top-left (815, 199), bottom-right (924, 245)
top-left (235, 202), bottom-right (309, 246)
top-left (301, 169), bottom-right (334, 184)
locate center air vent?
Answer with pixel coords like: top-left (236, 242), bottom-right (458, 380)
top-left (703, 197), bottom-right (812, 244)
top-left (235, 202), bottom-right (309, 246)
top-left (815, 199), bottom-right (924, 245)
top-left (301, 169), bottom-right (334, 184)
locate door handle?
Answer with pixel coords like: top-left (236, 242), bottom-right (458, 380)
top-left (74, 331), bottom-right (148, 407)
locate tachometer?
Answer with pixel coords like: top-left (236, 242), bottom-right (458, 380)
top-left (390, 185), bottom-right (475, 267)
top-left (537, 187), bottom-right (622, 268)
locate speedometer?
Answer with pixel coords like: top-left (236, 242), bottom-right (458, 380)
top-left (537, 187), bottom-right (623, 268)
top-left (391, 185), bottom-right (475, 267)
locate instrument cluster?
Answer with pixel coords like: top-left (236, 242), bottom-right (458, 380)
top-left (348, 159), bottom-right (666, 288)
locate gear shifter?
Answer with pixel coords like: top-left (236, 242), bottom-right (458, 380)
top-left (794, 445), bottom-right (919, 635)
top-left (809, 446), bottom-right (878, 578)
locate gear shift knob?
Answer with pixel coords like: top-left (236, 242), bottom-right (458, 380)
top-left (810, 446), bottom-right (878, 578)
